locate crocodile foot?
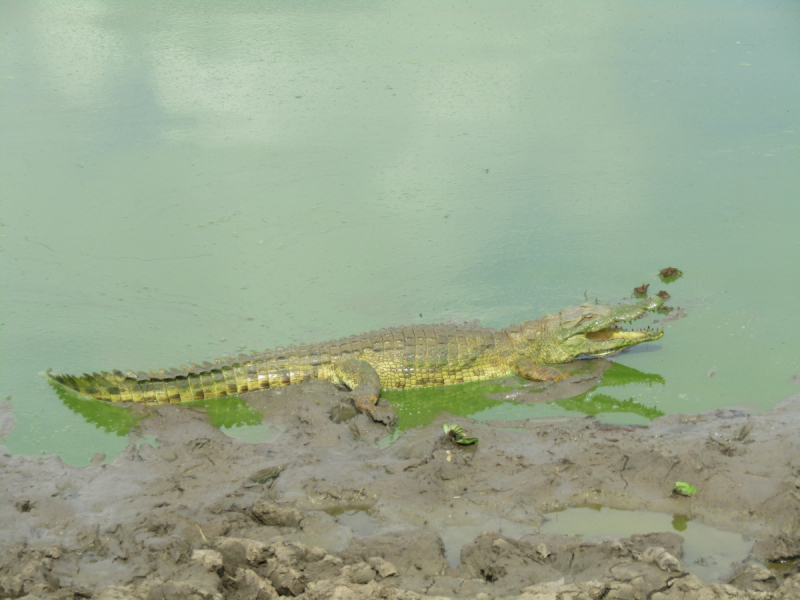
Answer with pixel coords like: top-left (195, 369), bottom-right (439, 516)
top-left (354, 397), bottom-right (397, 427)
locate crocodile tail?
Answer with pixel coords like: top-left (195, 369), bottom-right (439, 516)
top-left (46, 358), bottom-right (276, 404)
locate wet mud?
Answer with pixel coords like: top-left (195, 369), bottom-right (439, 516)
top-left (3, 380), bottom-right (800, 599)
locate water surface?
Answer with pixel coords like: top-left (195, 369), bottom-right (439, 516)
top-left (1, 0), bottom-right (798, 464)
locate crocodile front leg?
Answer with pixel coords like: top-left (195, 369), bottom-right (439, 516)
top-left (513, 358), bottom-right (569, 382)
top-left (331, 358), bottom-right (397, 426)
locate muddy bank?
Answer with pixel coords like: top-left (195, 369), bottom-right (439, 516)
top-left (2, 381), bottom-right (800, 599)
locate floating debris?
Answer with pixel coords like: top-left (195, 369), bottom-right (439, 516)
top-left (659, 267), bottom-right (683, 283)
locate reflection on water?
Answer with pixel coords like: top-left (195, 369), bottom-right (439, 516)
top-left (53, 357), bottom-right (665, 436)
top-left (556, 393), bottom-right (664, 420)
top-left (383, 379), bottom-right (521, 430)
top-left (53, 376), bottom-right (277, 442)
top-left (385, 360), bottom-right (665, 429)
top-left (188, 396), bottom-right (281, 443)
top-left (554, 362), bottom-right (666, 420)
top-left (597, 362), bottom-right (665, 388)
top-left (187, 396), bottom-right (263, 429)
top-left (49, 379), bottom-right (143, 437)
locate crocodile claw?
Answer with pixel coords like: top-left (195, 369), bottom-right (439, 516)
top-left (363, 399), bottom-right (397, 427)
top-left (353, 393), bottom-right (397, 427)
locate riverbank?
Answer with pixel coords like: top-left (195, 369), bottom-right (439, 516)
top-left (2, 381), bottom-right (800, 599)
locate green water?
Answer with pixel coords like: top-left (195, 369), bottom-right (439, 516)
top-left (1, 1), bottom-right (799, 465)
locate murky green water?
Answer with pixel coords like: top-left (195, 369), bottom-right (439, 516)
top-left (1, 1), bottom-right (799, 465)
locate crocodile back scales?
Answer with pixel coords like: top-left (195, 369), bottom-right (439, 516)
top-left (48, 323), bottom-right (516, 404)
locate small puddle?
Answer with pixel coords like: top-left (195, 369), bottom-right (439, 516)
top-left (293, 509), bottom-right (383, 552)
top-left (131, 435), bottom-right (160, 452)
top-left (335, 510), bottom-right (383, 538)
top-left (187, 396), bottom-right (285, 443)
top-left (540, 505), bottom-right (753, 582)
top-left (303, 505), bottom-right (752, 583)
top-left (767, 558), bottom-right (800, 575)
top-left (440, 519), bottom-right (540, 568)
top-left (220, 423), bottom-right (284, 444)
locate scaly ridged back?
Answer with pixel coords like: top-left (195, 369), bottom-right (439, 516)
top-left (48, 323), bottom-right (516, 404)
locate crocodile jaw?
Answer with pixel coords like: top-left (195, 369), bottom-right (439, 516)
top-left (580, 326), bottom-right (664, 357)
top-left (557, 295), bottom-right (665, 359)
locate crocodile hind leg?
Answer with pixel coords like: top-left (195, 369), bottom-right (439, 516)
top-left (331, 358), bottom-right (396, 426)
top-left (513, 358), bottom-right (569, 382)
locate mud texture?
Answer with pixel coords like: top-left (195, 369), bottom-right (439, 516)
top-left (3, 379), bottom-right (800, 599)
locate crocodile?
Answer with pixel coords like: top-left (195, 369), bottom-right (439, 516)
top-left (48, 295), bottom-right (665, 425)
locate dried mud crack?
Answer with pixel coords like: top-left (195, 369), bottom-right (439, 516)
top-left (2, 383), bottom-right (800, 599)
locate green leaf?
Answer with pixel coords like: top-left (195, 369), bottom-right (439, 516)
top-left (673, 481), bottom-right (696, 496)
top-left (454, 436), bottom-right (479, 445)
top-left (443, 424), bottom-right (478, 445)
top-left (443, 424), bottom-right (465, 436)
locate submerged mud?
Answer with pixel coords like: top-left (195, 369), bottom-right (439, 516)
top-left (2, 380), bottom-right (800, 599)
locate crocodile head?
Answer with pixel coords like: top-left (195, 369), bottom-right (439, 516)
top-left (519, 296), bottom-right (665, 363)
